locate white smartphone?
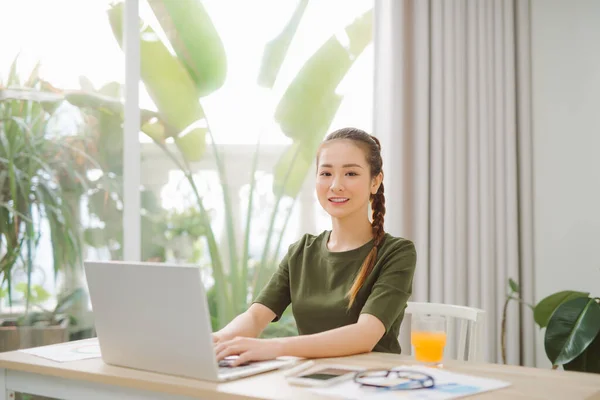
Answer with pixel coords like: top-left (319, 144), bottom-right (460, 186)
top-left (285, 364), bottom-right (365, 387)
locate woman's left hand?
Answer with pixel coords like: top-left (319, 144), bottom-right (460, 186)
top-left (215, 337), bottom-right (284, 366)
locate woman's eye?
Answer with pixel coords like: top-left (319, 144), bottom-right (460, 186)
top-left (346, 172), bottom-right (358, 176)
top-left (319, 172), bottom-right (331, 176)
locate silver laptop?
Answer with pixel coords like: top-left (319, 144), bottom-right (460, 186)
top-left (84, 260), bottom-right (297, 381)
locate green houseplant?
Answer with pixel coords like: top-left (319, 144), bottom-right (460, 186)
top-left (0, 58), bottom-right (95, 350)
top-left (503, 279), bottom-right (600, 373)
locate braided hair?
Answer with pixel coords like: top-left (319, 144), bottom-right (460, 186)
top-left (318, 127), bottom-right (386, 309)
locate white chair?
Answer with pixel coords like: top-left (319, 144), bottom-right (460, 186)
top-left (399, 302), bottom-right (486, 362)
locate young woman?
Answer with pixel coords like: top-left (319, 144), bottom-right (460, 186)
top-left (213, 127), bottom-right (417, 366)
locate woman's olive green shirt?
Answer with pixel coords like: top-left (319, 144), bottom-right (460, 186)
top-left (253, 231), bottom-right (417, 354)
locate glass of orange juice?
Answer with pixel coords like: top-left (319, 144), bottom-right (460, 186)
top-left (411, 315), bottom-right (447, 366)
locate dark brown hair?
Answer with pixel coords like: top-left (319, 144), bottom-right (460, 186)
top-left (317, 127), bottom-right (386, 309)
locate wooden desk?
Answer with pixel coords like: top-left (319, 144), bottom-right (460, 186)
top-left (0, 340), bottom-right (598, 400)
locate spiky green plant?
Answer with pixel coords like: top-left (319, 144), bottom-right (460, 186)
top-left (0, 57), bottom-right (94, 319)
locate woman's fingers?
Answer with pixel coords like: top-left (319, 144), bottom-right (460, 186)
top-left (214, 342), bottom-right (225, 354)
top-left (216, 345), bottom-right (241, 361)
top-left (230, 351), bottom-right (253, 367)
top-left (214, 337), bottom-right (238, 356)
top-left (214, 337), bottom-right (268, 364)
top-left (216, 338), bottom-right (248, 360)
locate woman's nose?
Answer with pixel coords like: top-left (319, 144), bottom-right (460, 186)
top-left (330, 178), bottom-right (344, 192)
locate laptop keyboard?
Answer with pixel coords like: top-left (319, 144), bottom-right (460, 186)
top-left (218, 364), bottom-right (257, 374)
top-left (218, 359), bottom-right (251, 368)
top-left (218, 359), bottom-right (255, 374)
top-left (218, 359), bottom-right (280, 376)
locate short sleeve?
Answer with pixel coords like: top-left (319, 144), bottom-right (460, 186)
top-left (360, 241), bottom-right (417, 332)
top-left (252, 251), bottom-right (292, 322)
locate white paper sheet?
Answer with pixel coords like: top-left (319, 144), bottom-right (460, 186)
top-left (19, 338), bottom-right (101, 362)
top-left (308, 365), bottom-right (511, 400)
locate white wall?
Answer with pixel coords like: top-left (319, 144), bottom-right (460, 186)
top-left (531, 0), bottom-right (600, 368)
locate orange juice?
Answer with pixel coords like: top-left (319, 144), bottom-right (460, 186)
top-left (411, 331), bottom-right (447, 363)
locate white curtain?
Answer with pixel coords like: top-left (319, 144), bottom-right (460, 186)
top-left (374, 0), bottom-right (536, 366)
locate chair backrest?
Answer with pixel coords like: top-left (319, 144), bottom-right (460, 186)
top-left (400, 302), bottom-right (486, 362)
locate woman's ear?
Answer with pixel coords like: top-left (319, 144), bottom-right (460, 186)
top-left (371, 172), bottom-right (383, 194)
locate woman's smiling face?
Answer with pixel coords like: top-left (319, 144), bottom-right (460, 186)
top-left (316, 139), bottom-right (381, 221)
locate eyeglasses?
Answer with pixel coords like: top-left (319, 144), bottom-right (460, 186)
top-left (354, 369), bottom-right (435, 391)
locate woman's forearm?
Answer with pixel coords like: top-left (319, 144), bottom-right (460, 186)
top-left (216, 304), bottom-right (276, 340)
top-left (277, 322), bottom-right (379, 359)
top-left (216, 311), bottom-right (264, 339)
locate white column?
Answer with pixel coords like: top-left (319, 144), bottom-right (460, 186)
top-left (123, 0), bottom-right (141, 261)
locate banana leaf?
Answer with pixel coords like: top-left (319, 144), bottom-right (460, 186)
top-left (534, 290), bottom-right (590, 328)
top-left (257, 0), bottom-right (309, 88)
top-left (147, 0), bottom-right (227, 97)
top-left (544, 297), bottom-right (600, 366)
top-left (107, 2), bottom-right (206, 162)
top-left (272, 9), bottom-right (373, 197)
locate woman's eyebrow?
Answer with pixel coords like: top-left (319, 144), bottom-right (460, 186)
top-left (318, 163), bottom-right (364, 169)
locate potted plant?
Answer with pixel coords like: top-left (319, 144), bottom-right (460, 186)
top-left (0, 286), bottom-right (85, 351)
top-left (503, 279), bottom-right (600, 373)
top-left (0, 58), bottom-right (95, 351)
